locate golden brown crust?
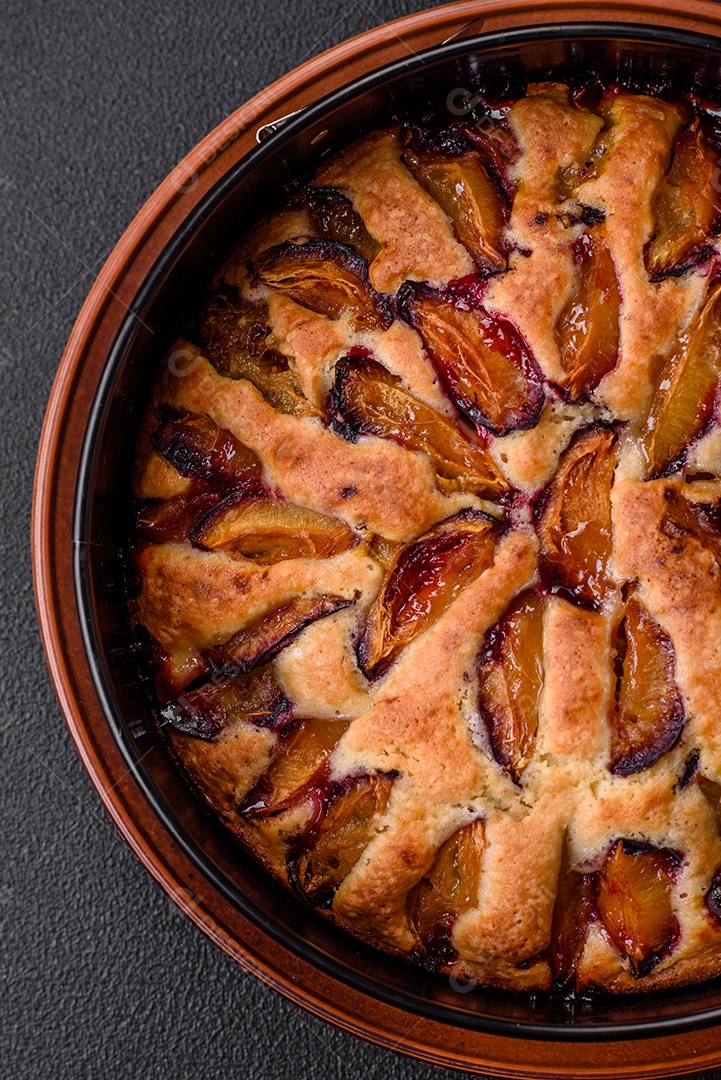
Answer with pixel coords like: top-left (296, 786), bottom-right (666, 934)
top-left (131, 83), bottom-right (721, 995)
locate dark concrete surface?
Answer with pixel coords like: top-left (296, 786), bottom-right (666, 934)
top-left (3, 0), bottom-right (721, 1076)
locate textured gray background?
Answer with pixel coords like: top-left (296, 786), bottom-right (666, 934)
top-left (3, 0), bottom-right (721, 1077)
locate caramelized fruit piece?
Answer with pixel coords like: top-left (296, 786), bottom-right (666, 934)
top-left (399, 283), bottom-right (543, 436)
top-left (205, 594), bottom-right (353, 676)
top-left (242, 718), bottom-right (350, 819)
top-left (536, 424), bottom-right (617, 608)
top-left (307, 187), bottom-right (380, 263)
top-left (610, 595), bottom-right (684, 776)
top-left (478, 590), bottom-right (544, 783)
top-left (190, 494), bottom-right (357, 562)
top-left (549, 842), bottom-right (593, 987)
top-left (331, 354), bottom-right (508, 500)
top-left (290, 773), bottom-right (395, 906)
top-left (595, 840), bottom-right (680, 977)
top-left (661, 487), bottom-right (721, 565)
top-left (160, 667), bottom-right (293, 739)
top-left (191, 286), bottom-right (309, 415)
top-left (557, 233), bottom-right (621, 400)
top-left (557, 114), bottom-right (615, 201)
top-left (151, 408), bottom-right (265, 495)
top-left (646, 121), bottom-right (721, 281)
top-left (407, 819), bottom-right (485, 965)
top-left (403, 147), bottom-right (507, 273)
top-left (359, 510), bottom-right (500, 678)
top-left (135, 492), bottom-right (221, 545)
top-left (641, 284), bottom-right (721, 479)
top-left (252, 239), bottom-right (393, 329)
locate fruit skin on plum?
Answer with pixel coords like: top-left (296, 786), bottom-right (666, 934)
top-left (407, 819), bottom-right (486, 968)
top-left (645, 118), bottom-right (721, 282)
top-left (288, 772), bottom-right (395, 907)
top-left (535, 423), bottom-right (617, 610)
top-left (359, 509), bottom-right (502, 679)
top-left (610, 594), bottom-right (685, 777)
top-left (205, 594), bottom-right (353, 677)
top-left (251, 238), bottom-right (393, 330)
top-left (594, 839), bottom-right (682, 978)
top-left (398, 281), bottom-right (545, 437)
top-left (330, 353), bottom-right (508, 501)
top-left (477, 590), bottom-right (544, 784)
top-left (556, 231), bottom-right (621, 402)
top-left (641, 283), bottom-right (721, 480)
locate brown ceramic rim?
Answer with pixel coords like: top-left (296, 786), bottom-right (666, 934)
top-left (32, 1), bottom-right (721, 1074)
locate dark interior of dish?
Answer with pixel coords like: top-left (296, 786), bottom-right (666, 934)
top-left (74, 24), bottom-right (721, 1038)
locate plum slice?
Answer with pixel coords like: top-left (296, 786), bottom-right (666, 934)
top-left (641, 283), bottom-right (721, 479)
top-left (610, 595), bottom-right (684, 776)
top-left (190, 494), bottom-right (358, 563)
top-left (205, 594), bottom-right (353, 676)
top-left (477, 590), bottom-right (545, 783)
top-left (399, 283), bottom-right (544, 436)
top-left (407, 819), bottom-right (485, 965)
top-left (135, 492), bottom-right (221, 545)
top-left (402, 146), bottom-right (507, 273)
top-left (150, 407), bottom-right (265, 496)
top-left (290, 772), bottom-right (395, 906)
top-left (536, 424), bottom-right (617, 609)
top-left (190, 285), bottom-right (309, 415)
top-left (549, 842), bottom-right (593, 987)
top-left (646, 120), bottom-right (721, 281)
top-left (594, 840), bottom-right (681, 978)
top-left (660, 487), bottom-right (721, 566)
top-left (242, 717), bottom-right (350, 819)
top-left (556, 233), bottom-right (621, 401)
top-left (359, 509), bottom-right (501, 678)
top-left (251, 239), bottom-right (393, 330)
top-left (307, 187), bottom-right (379, 263)
top-left (160, 667), bottom-right (294, 740)
top-left (331, 354), bottom-right (508, 500)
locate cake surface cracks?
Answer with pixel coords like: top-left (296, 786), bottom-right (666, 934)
top-left (131, 82), bottom-right (721, 994)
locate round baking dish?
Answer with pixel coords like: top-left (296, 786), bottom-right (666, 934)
top-left (33, 2), bottom-right (721, 1075)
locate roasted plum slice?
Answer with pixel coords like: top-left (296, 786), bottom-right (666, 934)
top-left (205, 594), bottom-right (353, 676)
top-left (402, 146), bottom-right (507, 273)
top-left (477, 590), bottom-right (545, 783)
top-left (661, 487), bottom-right (721, 566)
top-left (150, 407), bottom-right (265, 496)
top-left (645, 120), bottom-right (721, 281)
top-left (359, 509), bottom-right (501, 678)
top-left (306, 187), bottom-right (380, 263)
top-left (190, 494), bottom-right (358, 562)
top-left (160, 667), bottom-right (294, 739)
top-left (251, 239), bottom-right (393, 330)
top-left (556, 232), bottom-right (621, 401)
top-left (190, 286), bottom-right (309, 415)
top-left (242, 718), bottom-right (350, 819)
top-left (641, 283), bottom-right (721, 479)
top-left (134, 491), bottom-right (221, 546)
top-left (610, 594), bottom-right (684, 776)
top-left (407, 819), bottom-right (485, 965)
top-left (290, 772), bottom-right (395, 906)
top-left (399, 283), bottom-right (543, 436)
top-left (536, 424), bottom-right (617, 608)
top-left (549, 842), bottom-right (593, 987)
top-left (594, 840), bottom-right (681, 978)
top-left (331, 354), bottom-right (508, 500)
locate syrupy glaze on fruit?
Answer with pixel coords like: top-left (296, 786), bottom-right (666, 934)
top-left (131, 82), bottom-right (721, 994)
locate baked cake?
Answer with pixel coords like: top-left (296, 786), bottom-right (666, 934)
top-left (130, 82), bottom-right (721, 993)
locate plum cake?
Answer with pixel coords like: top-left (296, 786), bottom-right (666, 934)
top-left (131, 82), bottom-right (721, 993)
